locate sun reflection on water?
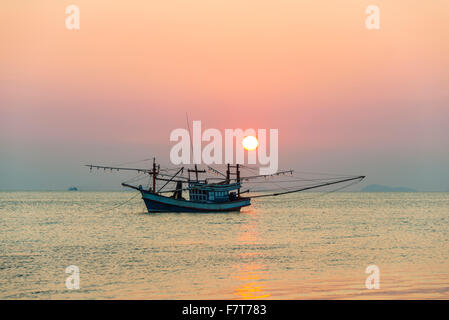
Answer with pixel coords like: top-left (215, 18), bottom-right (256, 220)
top-left (232, 212), bottom-right (271, 299)
top-left (233, 263), bottom-right (271, 299)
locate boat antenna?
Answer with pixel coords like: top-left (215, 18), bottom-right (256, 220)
top-left (186, 113), bottom-right (199, 181)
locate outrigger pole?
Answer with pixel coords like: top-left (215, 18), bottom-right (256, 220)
top-left (249, 175), bottom-right (366, 198)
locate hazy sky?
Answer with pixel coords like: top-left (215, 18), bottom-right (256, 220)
top-left (1, 1), bottom-right (448, 191)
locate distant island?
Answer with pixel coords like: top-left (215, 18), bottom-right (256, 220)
top-left (361, 184), bottom-right (417, 192)
top-left (67, 187), bottom-right (78, 191)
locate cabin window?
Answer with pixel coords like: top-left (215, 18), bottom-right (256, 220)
top-left (209, 192), bottom-right (214, 201)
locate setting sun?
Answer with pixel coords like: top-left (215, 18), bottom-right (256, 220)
top-left (242, 135), bottom-right (259, 151)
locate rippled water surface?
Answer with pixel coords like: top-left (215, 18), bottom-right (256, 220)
top-left (1, 192), bottom-right (448, 299)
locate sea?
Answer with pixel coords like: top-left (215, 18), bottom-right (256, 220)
top-left (0, 192), bottom-right (448, 299)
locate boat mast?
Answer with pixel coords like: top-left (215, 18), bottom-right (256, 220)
top-left (225, 163), bottom-right (241, 197)
top-left (188, 166), bottom-right (206, 183)
top-left (152, 157), bottom-right (157, 192)
top-left (236, 164), bottom-right (240, 197)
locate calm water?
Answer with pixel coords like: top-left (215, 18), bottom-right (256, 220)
top-left (0, 192), bottom-right (448, 299)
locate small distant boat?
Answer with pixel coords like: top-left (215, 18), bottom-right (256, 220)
top-left (68, 187), bottom-right (78, 191)
top-left (86, 158), bottom-right (365, 213)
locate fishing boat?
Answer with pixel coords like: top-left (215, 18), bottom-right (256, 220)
top-left (86, 159), bottom-right (365, 213)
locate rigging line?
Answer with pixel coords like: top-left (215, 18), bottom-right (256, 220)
top-left (289, 170), bottom-right (357, 177)
top-left (249, 176), bottom-right (365, 198)
top-left (123, 172), bottom-right (154, 185)
top-left (258, 175), bottom-right (290, 192)
top-left (324, 179), bottom-right (362, 194)
top-left (239, 166), bottom-right (293, 192)
top-left (287, 172), bottom-right (354, 179)
top-left (162, 167), bottom-right (183, 171)
top-left (240, 164), bottom-right (357, 178)
top-left (283, 177), bottom-right (363, 190)
top-left (122, 172), bottom-right (148, 184)
top-left (93, 192), bottom-right (141, 214)
top-left (246, 176), bottom-right (354, 189)
top-left (302, 179), bottom-right (363, 198)
top-left (271, 179), bottom-right (363, 201)
top-left (186, 113), bottom-right (194, 159)
top-left (242, 177), bottom-right (356, 183)
top-left (207, 165), bottom-right (227, 178)
top-left (158, 167), bottom-right (184, 193)
top-left (110, 158), bottom-right (154, 167)
top-left (245, 180), bottom-right (350, 193)
top-left (206, 168), bottom-right (356, 184)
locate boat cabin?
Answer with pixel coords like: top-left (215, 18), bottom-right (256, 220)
top-left (188, 182), bottom-right (241, 203)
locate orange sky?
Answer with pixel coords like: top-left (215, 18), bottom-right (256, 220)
top-left (1, 1), bottom-right (448, 190)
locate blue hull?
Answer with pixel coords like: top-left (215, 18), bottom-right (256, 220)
top-left (141, 191), bottom-right (251, 213)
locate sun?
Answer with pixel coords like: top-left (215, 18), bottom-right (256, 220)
top-left (242, 135), bottom-right (259, 151)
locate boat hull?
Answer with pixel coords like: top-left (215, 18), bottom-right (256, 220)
top-left (141, 191), bottom-right (251, 213)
